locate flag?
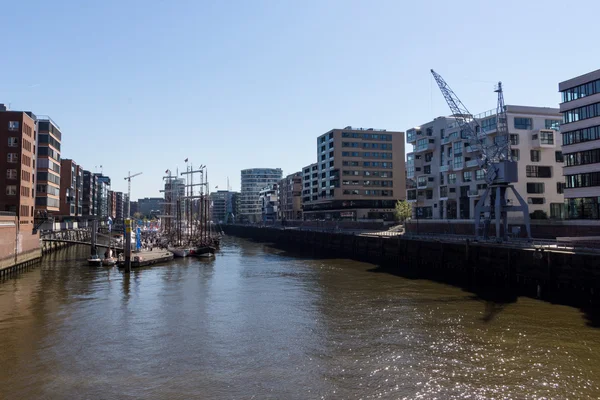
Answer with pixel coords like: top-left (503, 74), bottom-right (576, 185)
top-left (165, 169), bottom-right (170, 174)
top-left (184, 158), bottom-right (188, 162)
top-left (215, 185), bottom-right (218, 189)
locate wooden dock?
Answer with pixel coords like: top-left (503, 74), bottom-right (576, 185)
top-left (117, 249), bottom-right (174, 269)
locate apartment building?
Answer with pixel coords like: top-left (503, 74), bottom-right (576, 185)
top-left (240, 168), bottom-right (283, 223)
top-left (138, 197), bottom-right (162, 217)
top-left (95, 174), bottom-right (110, 219)
top-left (59, 159), bottom-right (82, 217)
top-left (36, 116), bottom-right (62, 213)
top-left (115, 192), bottom-right (125, 221)
top-left (301, 163), bottom-right (319, 205)
top-left (129, 199), bottom-right (137, 217)
top-left (0, 107), bottom-right (37, 227)
top-left (210, 191), bottom-right (237, 223)
top-left (259, 184), bottom-right (278, 223)
top-left (278, 172), bottom-right (302, 220)
top-left (405, 105), bottom-right (564, 220)
top-left (302, 127), bottom-right (406, 221)
top-left (108, 190), bottom-right (117, 219)
top-left (559, 69), bottom-right (600, 219)
top-left (82, 170), bottom-right (98, 216)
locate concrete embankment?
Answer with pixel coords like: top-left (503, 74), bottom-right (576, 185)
top-left (223, 225), bottom-right (600, 309)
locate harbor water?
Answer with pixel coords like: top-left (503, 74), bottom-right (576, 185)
top-left (0, 237), bottom-right (598, 399)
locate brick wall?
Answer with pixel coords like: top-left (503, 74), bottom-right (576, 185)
top-left (0, 215), bottom-right (41, 269)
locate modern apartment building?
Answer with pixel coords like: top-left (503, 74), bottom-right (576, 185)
top-left (0, 106), bottom-right (37, 227)
top-left (210, 190), bottom-right (237, 223)
top-left (405, 105), bottom-right (564, 220)
top-left (559, 69), bottom-right (600, 219)
top-left (138, 197), bottom-right (162, 217)
top-left (59, 159), bottom-right (81, 217)
top-left (259, 184), bottom-right (278, 223)
top-left (240, 168), bottom-right (283, 223)
top-left (115, 192), bottom-right (124, 221)
top-left (129, 200), bottom-right (137, 217)
top-left (302, 127), bottom-right (406, 221)
top-left (95, 174), bottom-right (110, 219)
top-left (36, 116), bottom-right (62, 213)
top-left (108, 190), bottom-right (117, 219)
top-left (301, 163), bottom-right (319, 205)
top-left (278, 172), bottom-right (302, 220)
top-left (82, 170), bottom-right (98, 216)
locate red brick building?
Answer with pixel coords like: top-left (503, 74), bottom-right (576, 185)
top-left (0, 105), bottom-right (41, 267)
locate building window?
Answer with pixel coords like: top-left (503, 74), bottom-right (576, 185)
top-left (555, 151), bottom-right (563, 163)
top-left (448, 173), bottom-right (457, 184)
top-left (526, 166), bottom-right (552, 178)
top-left (6, 185), bottom-right (17, 195)
top-left (462, 171), bottom-right (471, 182)
top-left (453, 141), bottom-right (462, 154)
top-left (528, 197), bottom-right (545, 205)
top-left (527, 182), bottom-right (545, 194)
top-left (550, 203), bottom-right (564, 219)
top-left (7, 153), bottom-right (18, 163)
top-left (562, 125), bottom-right (600, 145)
top-left (545, 119), bottom-right (561, 131)
top-left (510, 134), bottom-right (519, 146)
top-left (6, 169), bottom-right (17, 179)
top-left (561, 79), bottom-right (600, 102)
top-left (514, 117), bottom-right (532, 130)
top-left (562, 102), bottom-right (600, 124)
top-left (8, 137), bottom-right (18, 147)
top-left (8, 121), bottom-right (19, 131)
top-left (453, 156), bottom-right (463, 169)
top-left (481, 117), bottom-right (497, 133)
top-left (511, 149), bottom-right (520, 161)
top-left (564, 149), bottom-right (600, 167)
top-left (425, 152), bottom-right (433, 162)
top-left (530, 150), bottom-right (541, 162)
top-left (565, 172), bottom-right (600, 188)
top-left (540, 131), bottom-right (554, 145)
top-left (475, 169), bottom-right (485, 181)
top-left (556, 182), bottom-right (565, 194)
top-left (424, 165), bottom-right (431, 174)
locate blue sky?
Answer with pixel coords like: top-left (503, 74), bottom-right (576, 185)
top-left (2, 0), bottom-right (599, 198)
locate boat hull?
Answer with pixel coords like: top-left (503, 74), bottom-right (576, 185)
top-left (168, 247), bottom-right (191, 258)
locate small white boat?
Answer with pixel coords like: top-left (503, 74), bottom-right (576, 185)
top-left (168, 247), bottom-right (191, 258)
top-left (102, 257), bottom-right (117, 266)
top-left (88, 255), bottom-right (102, 266)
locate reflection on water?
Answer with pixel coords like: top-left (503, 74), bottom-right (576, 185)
top-left (0, 237), bottom-right (598, 399)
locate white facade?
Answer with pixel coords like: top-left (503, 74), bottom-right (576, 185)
top-left (559, 69), bottom-right (600, 219)
top-left (406, 105), bottom-right (564, 220)
top-left (240, 168), bottom-right (283, 223)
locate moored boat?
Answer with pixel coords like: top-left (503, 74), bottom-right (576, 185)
top-left (102, 257), bottom-right (117, 266)
top-left (168, 246), bottom-right (191, 258)
top-left (192, 246), bottom-right (216, 258)
top-left (88, 254), bottom-right (102, 266)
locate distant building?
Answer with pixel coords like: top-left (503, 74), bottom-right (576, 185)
top-left (210, 191), bottom-right (238, 223)
top-left (559, 69), bottom-right (600, 219)
top-left (82, 171), bottom-right (98, 216)
top-left (107, 190), bottom-right (117, 219)
top-left (95, 174), bottom-right (110, 219)
top-left (302, 127), bottom-right (406, 221)
top-left (59, 159), bottom-right (81, 217)
top-left (36, 116), bottom-right (62, 213)
top-left (115, 192), bottom-right (124, 221)
top-left (259, 184), bottom-right (279, 223)
top-left (278, 172), bottom-right (302, 220)
top-left (130, 200), bottom-right (138, 217)
top-left (0, 105), bottom-right (36, 227)
top-left (301, 163), bottom-right (319, 205)
top-left (240, 168), bottom-right (283, 223)
top-left (137, 197), bottom-right (161, 217)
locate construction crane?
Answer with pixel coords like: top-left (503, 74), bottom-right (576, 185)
top-left (430, 69), bottom-right (531, 241)
top-left (124, 171), bottom-right (143, 218)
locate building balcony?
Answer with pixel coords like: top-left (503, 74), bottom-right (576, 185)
top-left (465, 159), bottom-right (480, 168)
top-left (468, 188), bottom-right (486, 198)
top-left (441, 137), bottom-right (452, 145)
top-left (414, 141), bottom-right (436, 153)
top-left (440, 164), bottom-right (451, 173)
top-left (406, 189), bottom-right (418, 203)
top-left (465, 145), bottom-right (477, 153)
top-left (531, 129), bottom-right (556, 148)
top-left (416, 176), bottom-right (433, 189)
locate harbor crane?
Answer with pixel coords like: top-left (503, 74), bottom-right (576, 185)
top-left (430, 69), bottom-right (531, 241)
top-left (124, 171), bottom-right (143, 218)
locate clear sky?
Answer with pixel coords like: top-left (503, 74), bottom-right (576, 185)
top-left (2, 0), bottom-right (599, 199)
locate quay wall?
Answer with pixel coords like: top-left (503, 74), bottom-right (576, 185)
top-left (223, 225), bottom-right (600, 308)
top-left (0, 215), bottom-right (42, 277)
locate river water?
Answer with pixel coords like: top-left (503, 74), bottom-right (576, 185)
top-left (0, 237), bottom-right (598, 399)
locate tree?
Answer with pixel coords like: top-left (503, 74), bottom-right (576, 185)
top-left (394, 200), bottom-right (412, 223)
top-left (133, 212), bottom-right (143, 220)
